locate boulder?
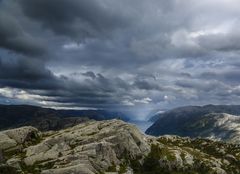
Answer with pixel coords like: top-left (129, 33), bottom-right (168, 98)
top-left (0, 133), bottom-right (17, 150)
top-left (0, 126), bottom-right (41, 151)
top-left (3, 126), bottom-right (41, 144)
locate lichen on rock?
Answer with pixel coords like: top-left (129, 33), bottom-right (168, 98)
top-left (0, 120), bottom-right (239, 174)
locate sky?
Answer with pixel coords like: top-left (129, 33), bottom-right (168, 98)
top-left (1, 0), bottom-right (240, 118)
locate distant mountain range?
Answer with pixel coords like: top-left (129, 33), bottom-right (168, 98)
top-left (146, 105), bottom-right (240, 144)
top-left (0, 104), bottom-right (129, 131)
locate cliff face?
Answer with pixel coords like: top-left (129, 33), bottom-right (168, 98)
top-left (0, 120), bottom-right (240, 174)
top-left (149, 105), bottom-right (240, 122)
top-left (147, 112), bottom-right (240, 144)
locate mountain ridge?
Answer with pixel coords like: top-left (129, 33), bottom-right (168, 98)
top-left (149, 104), bottom-right (240, 122)
top-left (146, 105), bottom-right (240, 144)
top-left (0, 104), bottom-right (129, 131)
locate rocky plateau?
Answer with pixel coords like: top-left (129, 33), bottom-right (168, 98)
top-left (0, 120), bottom-right (239, 174)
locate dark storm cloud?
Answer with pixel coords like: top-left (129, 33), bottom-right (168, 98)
top-left (133, 79), bottom-right (162, 91)
top-left (1, 0), bottom-right (240, 115)
top-left (0, 58), bottom-right (50, 81)
top-left (200, 70), bottom-right (240, 84)
top-left (0, 12), bottom-right (46, 56)
top-left (19, 0), bottom-right (131, 39)
top-left (26, 73), bottom-right (136, 108)
top-left (175, 79), bottom-right (222, 92)
top-left (81, 71), bottom-right (96, 79)
top-left (0, 57), bottom-right (60, 90)
top-left (0, 55), bottom-right (135, 107)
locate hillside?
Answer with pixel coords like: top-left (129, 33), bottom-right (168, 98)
top-left (0, 120), bottom-right (240, 174)
top-left (0, 105), bottom-right (129, 131)
top-left (146, 112), bottom-right (240, 144)
top-left (148, 104), bottom-right (240, 122)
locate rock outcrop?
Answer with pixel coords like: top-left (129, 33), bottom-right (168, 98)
top-left (0, 119), bottom-right (239, 174)
top-left (0, 126), bottom-right (41, 151)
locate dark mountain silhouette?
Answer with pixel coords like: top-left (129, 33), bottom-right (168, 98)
top-left (0, 104), bottom-right (129, 131)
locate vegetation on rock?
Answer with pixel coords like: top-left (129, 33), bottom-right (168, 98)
top-left (0, 120), bottom-right (239, 174)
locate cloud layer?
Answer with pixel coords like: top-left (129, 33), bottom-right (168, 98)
top-left (1, 0), bottom-right (240, 118)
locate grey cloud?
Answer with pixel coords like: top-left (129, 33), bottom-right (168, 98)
top-left (0, 58), bottom-right (135, 108)
top-left (0, 12), bottom-right (46, 56)
top-left (175, 79), bottom-right (223, 92)
top-left (0, 57), bottom-right (60, 90)
top-left (0, 58), bottom-right (51, 81)
top-left (200, 70), bottom-right (240, 84)
top-left (81, 71), bottom-right (96, 79)
top-left (1, 0), bottom-right (240, 114)
top-left (197, 32), bottom-right (240, 52)
top-left (133, 79), bottom-right (162, 91)
top-left (19, 0), bottom-right (132, 40)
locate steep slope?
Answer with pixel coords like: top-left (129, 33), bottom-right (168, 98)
top-left (146, 105), bottom-right (240, 143)
top-left (146, 112), bottom-right (240, 144)
top-left (0, 104), bottom-right (129, 131)
top-left (148, 104), bottom-right (240, 122)
top-left (183, 113), bottom-right (240, 144)
top-left (0, 120), bottom-right (239, 174)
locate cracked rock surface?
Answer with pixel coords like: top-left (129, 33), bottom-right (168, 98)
top-left (0, 119), bottom-right (239, 174)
